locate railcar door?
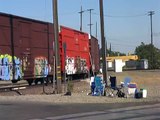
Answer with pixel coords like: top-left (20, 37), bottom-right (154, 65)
top-left (19, 22), bottom-right (33, 78)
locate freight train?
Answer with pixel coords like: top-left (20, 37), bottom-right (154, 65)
top-left (0, 12), bottom-right (100, 85)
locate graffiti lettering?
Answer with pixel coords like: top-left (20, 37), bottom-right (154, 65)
top-left (0, 54), bottom-right (23, 80)
top-left (65, 56), bottom-right (88, 75)
top-left (65, 57), bottom-right (76, 75)
top-left (34, 57), bottom-right (49, 78)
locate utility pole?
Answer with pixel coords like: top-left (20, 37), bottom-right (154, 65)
top-left (148, 11), bottom-right (155, 69)
top-left (105, 37), bottom-right (107, 57)
top-left (148, 11), bottom-right (154, 46)
top-left (99, 0), bottom-right (107, 85)
top-left (87, 9), bottom-right (94, 35)
top-left (96, 22), bottom-right (97, 38)
top-left (10, 15), bottom-right (15, 81)
top-left (78, 6), bottom-right (84, 32)
top-left (52, 0), bottom-right (62, 93)
top-left (110, 43), bottom-right (111, 54)
top-left (63, 42), bottom-right (67, 93)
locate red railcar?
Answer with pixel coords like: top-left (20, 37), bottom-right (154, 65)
top-left (59, 26), bottom-right (90, 78)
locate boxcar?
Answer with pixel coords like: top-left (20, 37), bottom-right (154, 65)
top-left (0, 12), bottom-right (100, 84)
top-left (59, 26), bottom-right (91, 79)
top-left (0, 13), bottom-right (54, 85)
top-left (89, 35), bottom-right (100, 75)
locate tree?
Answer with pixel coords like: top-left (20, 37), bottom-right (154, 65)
top-left (107, 49), bottom-right (126, 56)
top-left (135, 42), bottom-right (160, 69)
top-left (99, 48), bottom-right (126, 57)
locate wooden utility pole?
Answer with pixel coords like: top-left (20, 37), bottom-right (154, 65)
top-left (148, 11), bottom-right (154, 47)
top-left (10, 15), bottom-right (15, 81)
top-left (87, 9), bottom-right (94, 35)
top-left (99, 0), bottom-right (107, 85)
top-left (96, 22), bottom-right (97, 38)
top-left (79, 6), bottom-right (84, 32)
top-left (110, 43), bottom-right (111, 53)
top-left (148, 11), bottom-right (155, 69)
top-left (63, 42), bottom-right (67, 93)
top-left (52, 0), bottom-right (62, 93)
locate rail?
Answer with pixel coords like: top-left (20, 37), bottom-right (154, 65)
top-left (0, 83), bottom-right (28, 95)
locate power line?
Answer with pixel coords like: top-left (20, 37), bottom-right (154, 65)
top-left (110, 43), bottom-right (138, 47)
top-left (153, 32), bottom-right (160, 37)
top-left (92, 12), bottom-right (147, 18)
top-left (44, 0), bottom-right (47, 21)
top-left (59, 12), bottom-right (77, 16)
top-left (106, 36), bottom-right (143, 43)
top-left (58, 12), bottom-right (148, 18)
top-left (105, 14), bottom-right (147, 18)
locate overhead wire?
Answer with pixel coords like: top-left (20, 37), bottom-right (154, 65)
top-left (92, 12), bottom-right (147, 18)
top-left (110, 43), bottom-right (138, 47)
top-left (106, 37), bottom-right (141, 48)
top-left (106, 36), bottom-right (142, 43)
top-left (55, 9), bottom-right (159, 50)
top-left (44, 0), bottom-right (47, 21)
top-left (58, 11), bottom-right (147, 18)
top-left (59, 12), bottom-right (78, 16)
top-left (153, 32), bottom-right (160, 37)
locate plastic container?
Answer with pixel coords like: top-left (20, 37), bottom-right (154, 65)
top-left (90, 77), bottom-right (95, 86)
top-left (140, 89), bottom-right (147, 98)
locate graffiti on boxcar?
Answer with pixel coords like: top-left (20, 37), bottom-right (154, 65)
top-left (22, 56), bottom-right (29, 71)
top-left (65, 56), bottom-right (88, 75)
top-left (0, 54), bottom-right (23, 80)
top-left (65, 57), bottom-right (76, 75)
top-left (75, 57), bottom-right (88, 74)
top-left (34, 57), bottom-right (49, 78)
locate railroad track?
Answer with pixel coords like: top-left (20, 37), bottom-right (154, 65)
top-left (0, 80), bottom-right (59, 95)
top-left (0, 83), bottom-right (28, 95)
top-left (0, 78), bottom-right (87, 96)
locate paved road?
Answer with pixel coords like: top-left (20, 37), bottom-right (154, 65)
top-left (0, 101), bottom-right (160, 120)
top-left (39, 103), bottom-right (160, 120)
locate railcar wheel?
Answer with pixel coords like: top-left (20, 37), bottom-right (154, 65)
top-left (12, 80), bottom-right (18, 83)
top-left (44, 77), bottom-right (49, 85)
top-left (49, 77), bottom-right (53, 83)
top-left (34, 79), bottom-right (39, 85)
top-left (40, 78), bottom-right (44, 84)
top-left (83, 73), bottom-right (88, 79)
top-left (27, 79), bottom-right (33, 86)
top-left (67, 75), bottom-right (72, 81)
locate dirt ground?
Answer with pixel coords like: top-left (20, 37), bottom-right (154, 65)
top-left (0, 70), bottom-right (160, 103)
top-left (73, 70), bottom-right (160, 98)
top-left (108, 70), bottom-right (160, 86)
top-left (107, 70), bottom-right (160, 98)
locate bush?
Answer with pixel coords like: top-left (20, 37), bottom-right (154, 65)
top-left (67, 81), bottom-right (73, 92)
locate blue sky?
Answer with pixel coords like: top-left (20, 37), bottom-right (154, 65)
top-left (0, 0), bottom-right (160, 54)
